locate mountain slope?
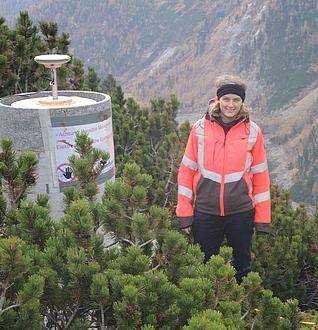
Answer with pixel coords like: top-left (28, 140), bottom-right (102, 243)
top-left (1, 0), bottom-right (317, 110)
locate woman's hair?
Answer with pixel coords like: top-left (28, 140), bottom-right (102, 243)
top-left (209, 75), bottom-right (251, 118)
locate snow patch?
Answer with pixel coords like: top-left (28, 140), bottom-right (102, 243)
top-left (226, 14), bottom-right (252, 35)
top-left (255, 5), bottom-right (266, 21)
top-left (149, 47), bottom-right (175, 74)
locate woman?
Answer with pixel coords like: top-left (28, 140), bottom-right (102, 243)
top-left (176, 75), bottom-right (271, 284)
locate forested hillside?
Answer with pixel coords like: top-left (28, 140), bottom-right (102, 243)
top-left (1, 0), bottom-right (318, 205)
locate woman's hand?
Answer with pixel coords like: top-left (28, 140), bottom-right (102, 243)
top-left (182, 227), bottom-right (192, 235)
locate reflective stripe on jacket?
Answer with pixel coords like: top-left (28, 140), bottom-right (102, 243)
top-left (176, 116), bottom-right (271, 228)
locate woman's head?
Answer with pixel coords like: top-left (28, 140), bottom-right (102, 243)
top-left (210, 75), bottom-right (250, 122)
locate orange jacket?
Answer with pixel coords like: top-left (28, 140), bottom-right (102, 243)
top-left (176, 116), bottom-right (271, 233)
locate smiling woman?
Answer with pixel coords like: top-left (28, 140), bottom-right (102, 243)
top-left (218, 93), bottom-right (243, 123)
top-left (176, 74), bottom-right (271, 284)
top-left (210, 75), bottom-right (250, 122)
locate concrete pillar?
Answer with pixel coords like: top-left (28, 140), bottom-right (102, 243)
top-left (0, 90), bottom-right (115, 220)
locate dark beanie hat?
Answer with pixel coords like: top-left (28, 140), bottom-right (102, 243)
top-left (216, 83), bottom-right (246, 102)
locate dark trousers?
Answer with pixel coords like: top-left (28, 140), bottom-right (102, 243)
top-left (192, 209), bottom-right (255, 284)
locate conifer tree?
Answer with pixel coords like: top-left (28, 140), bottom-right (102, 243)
top-left (85, 66), bottom-right (101, 91)
top-left (66, 130), bottom-right (109, 202)
top-left (62, 130), bottom-right (109, 236)
top-left (101, 162), bottom-right (170, 256)
top-left (111, 91), bottom-right (191, 211)
top-left (0, 137), bottom-right (38, 210)
top-left (146, 95), bottom-right (185, 207)
top-left (0, 17), bottom-right (18, 97)
top-left (0, 12), bottom-right (101, 96)
top-left (0, 138), bottom-right (49, 328)
top-left (1, 130), bottom-right (317, 329)
top-left (111, 84), bottom-right (126, 108)
top-left (39, 199), bottom-right (111, 329)
top-left (0, 236), bottom-right (45, 330)
top-left (12, 11), bottom-right (45, 94)
top-left (37, 19), bottom-right (73, 91)
top-left (67, 57), bottom-right (86, 90)
top-left (38, 20), bottom-right (59, 53)
top-left (100, 73), bottom-right (117, 95)
top-left (252, 185), bottom-right (318, 311)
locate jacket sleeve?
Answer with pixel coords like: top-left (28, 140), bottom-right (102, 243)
top-left (176, 123), bottom-right (199, 228)
top-left (250, 125), bottom-right (271, 232)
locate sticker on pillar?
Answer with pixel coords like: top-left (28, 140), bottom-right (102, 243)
top-left (57, 163), bottom-right (75, 183)
top-left (52, 117), bottom-right (115, 185)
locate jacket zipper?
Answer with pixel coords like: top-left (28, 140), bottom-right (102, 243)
top-left (220, 132), bottom-right (227, 216)
top-left (215, 117), bottom-right (247, 217)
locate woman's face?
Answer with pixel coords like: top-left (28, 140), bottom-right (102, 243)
top-left (219, 94), bottom-right (243, 123)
